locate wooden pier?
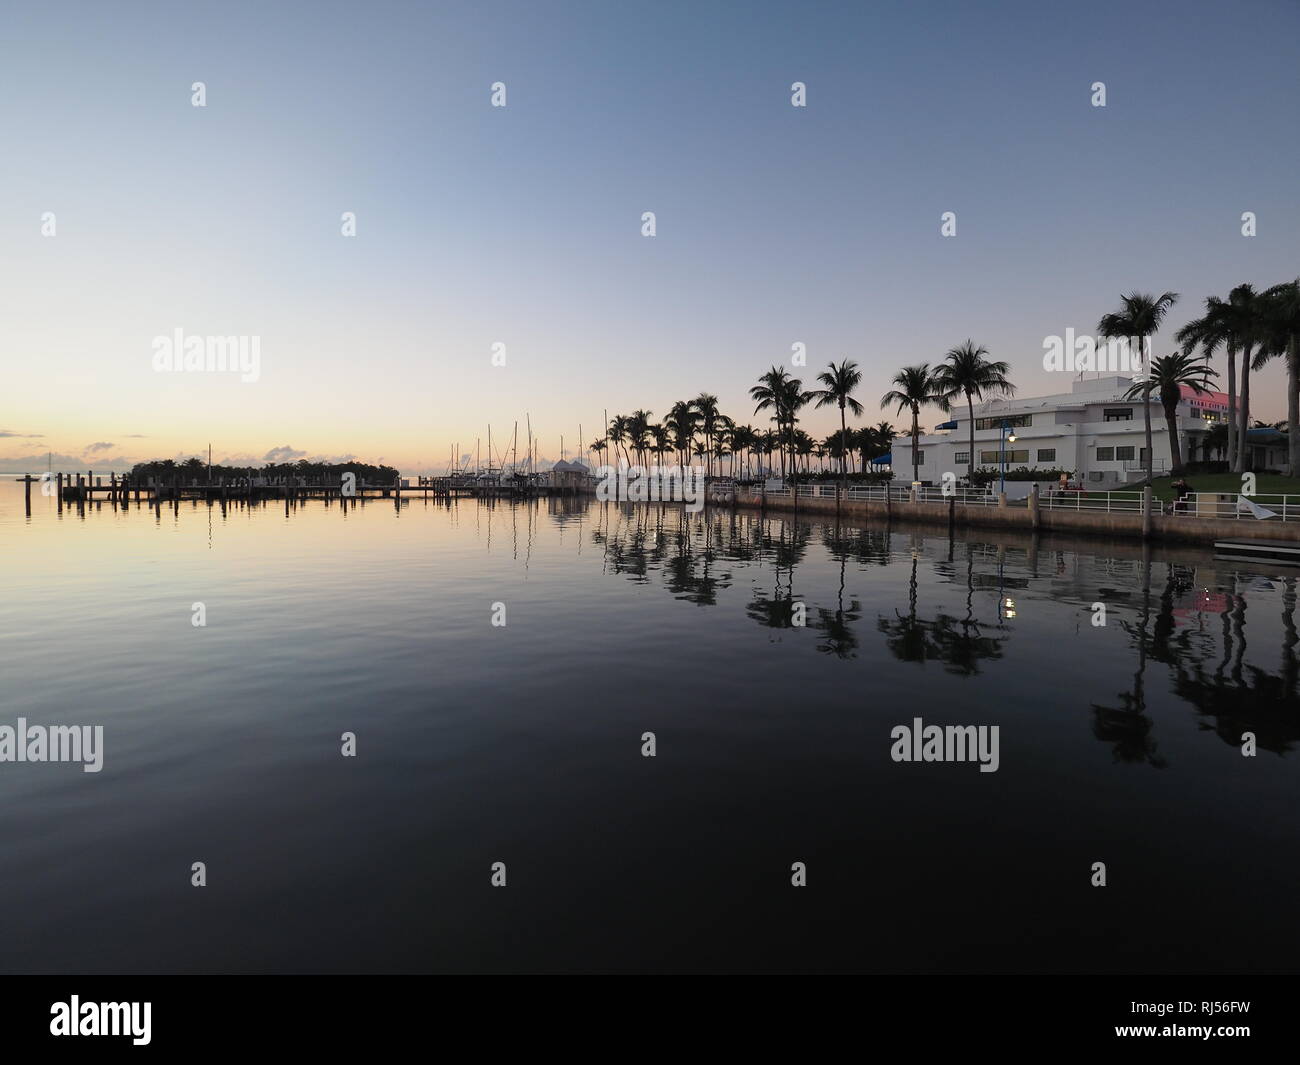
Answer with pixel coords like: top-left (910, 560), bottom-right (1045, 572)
top-left (13, 471), bottom-right (589, 515)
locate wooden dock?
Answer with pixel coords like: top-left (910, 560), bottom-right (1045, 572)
top-left (13, 471), bottom-right (588, 514)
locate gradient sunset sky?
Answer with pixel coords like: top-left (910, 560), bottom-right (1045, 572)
top-left (2, 0), bottom-right (1297, 474)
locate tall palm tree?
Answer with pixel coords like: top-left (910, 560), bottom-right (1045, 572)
top-left (759, 429), bottom-right (779, 478)
top-left (932, 341), bottom-right (1015, 482)
top-left (751, 366), bottom-right (809, 483)
top-left (1098, 291), bottom-right (1179, 482)
top-left (665, 400), bottom-right (697, 469)
top-left (1176, 284), bottom-right (1266, 473)
top-left (881, 365), bottom-right (942, 484)
top-left (692, 394), bottom-right (721, 478)
top-left (628, 409), bottom-right (653, 467)
top-left (650, 423), bottom-right (671, 467)
top-left (1256, 280), bottom-right (1300, 475)
top-left (607, 414), bottom-right (632, 466)
top-left (810, 359), bottom-right (864, 490)
top-left (1124, 351), bottom-right (1217, 475)
top-left (730, 424), bottom-right (758, 481)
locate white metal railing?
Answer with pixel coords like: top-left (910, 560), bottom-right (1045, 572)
top-left (757, 483), bottom-right (1001, 505)
top-left (1173, 493), bottom-right (1300, 522)
top-left (912, 486), bottom-right (999, 506)
top-left (1042, 490), bottom-right (1145, 513)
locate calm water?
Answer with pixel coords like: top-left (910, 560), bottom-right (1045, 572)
top-left (2, 480), bottom-right (1298, 973)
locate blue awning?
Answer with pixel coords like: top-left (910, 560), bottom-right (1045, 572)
top-left (871, 453), bottom-right (892, 465)
top-left (934, 420), bottom-right (958, 430)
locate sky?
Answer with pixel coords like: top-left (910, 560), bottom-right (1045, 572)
top-left (2, 0), bottom-right (1298, 474)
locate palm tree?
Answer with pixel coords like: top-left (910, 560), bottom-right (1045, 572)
top-left (932, 341), bottom-right (1015, 482)
top-left (1098, 291), bottom-right (1179, 482)
top-left (759, 429), bottom-right (779, 478)
top-left (665, 400), bottom-right (697, 469)
top-left (881, 365), bottom-right (941, 484)
top-left (1124, 351), bottom-right (1217, 475)
top-left (794, 430), bottom-right (815, 474)
top-left (751, 367), bottom-right (809, 483)
top-left (607, 414), bottom-right (631, 466)
top-left (650, 423), bottom-right (671, 467)
top-left (1256, 280), bottom-right (1300, 475)
top-left (628, 409), bottom-right (653, 467)
top-left (1176, 284), bottom-right (1267, 473)
top-left (810, 359), bottom-right (864, 490)
top-left (729, 424), bottom-right (757, 481)
top-left (692, 394), bottom-right (721, 478)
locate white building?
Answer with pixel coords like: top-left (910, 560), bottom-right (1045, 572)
top-left (892, 375), bottom-right (1237, 486)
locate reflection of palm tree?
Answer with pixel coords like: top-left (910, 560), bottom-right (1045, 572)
top-left (1092, 552), bottom-right (1167, 767)
top-left (1163, 573), bottom-right (1300, 754)
top-left (1100, 561), bottom-right (1300, 758)
top-left (812, 523), bottom-right (863, 657)
top-left (876, 547), bottom-right (1006, 674)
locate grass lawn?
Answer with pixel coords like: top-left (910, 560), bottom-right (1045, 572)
top-left (1150, 472), bottom-right (1300, 502)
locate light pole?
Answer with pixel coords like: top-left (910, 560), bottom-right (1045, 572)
top-left (999, 421), bottom-right (1017, 495)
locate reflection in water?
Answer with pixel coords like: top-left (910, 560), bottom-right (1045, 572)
top-left (877, 548), bottom-right (1007, 675)
top-left (585, 499), bottom-right (1300, 764)
top-left (6, 483), bottom-right (1300, 974)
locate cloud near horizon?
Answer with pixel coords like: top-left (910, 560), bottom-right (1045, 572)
top-left (263, 445), bottom-right (306, 463)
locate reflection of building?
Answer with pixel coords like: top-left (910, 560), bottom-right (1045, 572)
top-left (893, 375), bottom-right (1242, 486)
top-left (1173, 588), bottom-right (1230, 627)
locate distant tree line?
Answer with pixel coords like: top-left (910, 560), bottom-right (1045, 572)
top-left (128, 457), bottom-right (399, 483)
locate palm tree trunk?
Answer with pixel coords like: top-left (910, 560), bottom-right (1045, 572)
top-left (1142, 386), bottom-right (1154, 481)
top-left (1227, 348), bottom-right (1238, 471)
top-left (966, 392), bottom-right (975, 482)
top-left (839, 403), bottom-right (848, 490)
top-left (1237, 343), bottom-right (1253, 473)
top-left (1289, 343), bottom-right (1300, 477)
top-left (1164, 398), bottom-right (1183, 474)
top-left (911, 406), bottom-right (920, 484)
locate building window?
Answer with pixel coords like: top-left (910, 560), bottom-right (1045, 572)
top-left (954, 452), bottom-right (969, 464)
top-left (1096, 447), bottom-right (1115, 461)
top-left (1140, 447), bottom-right (1149, 461)
top-left (975, 414), bottom-right (1032, 431)
top-left (915, 451), bottom-right (924, 464)
top-left (1036, 449), bottom-right (1056, 462)
top-left (1103, 408), bottom-right (1133, 422)
top-left (1116, 446), bottom-right (1136, 461)
top-left (980, 449), bottom-right (1028, 464)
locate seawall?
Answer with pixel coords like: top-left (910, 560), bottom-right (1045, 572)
top-left (730, 488), bottom-right (1300, 546)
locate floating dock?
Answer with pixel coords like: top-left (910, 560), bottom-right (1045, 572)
top-left (1213, 538), bottom-right (1300, 567)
